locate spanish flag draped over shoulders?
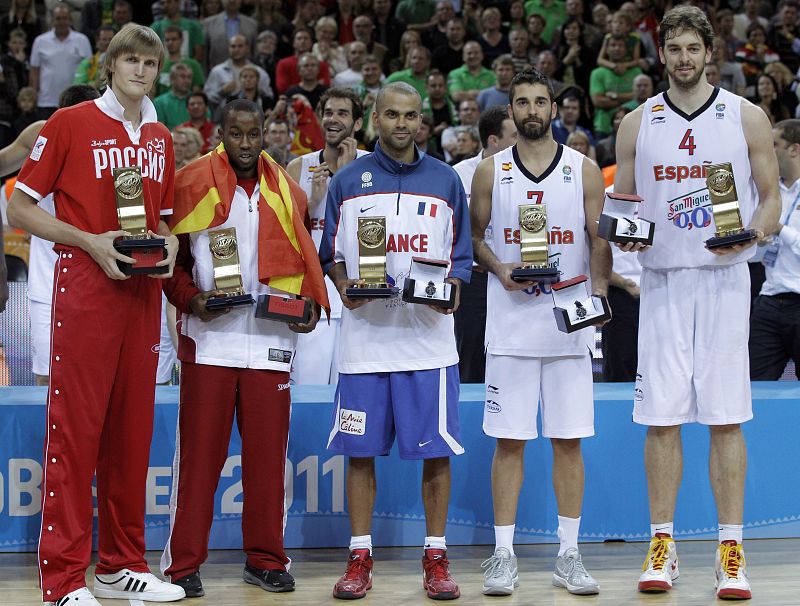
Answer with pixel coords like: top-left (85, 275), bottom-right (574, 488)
top-left (168, 143), bottom-right (330, 314)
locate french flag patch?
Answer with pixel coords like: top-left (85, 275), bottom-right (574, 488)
top-left (417, 201), bottom-right (438, 217)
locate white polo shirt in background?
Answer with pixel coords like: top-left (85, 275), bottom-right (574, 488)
top-left (761, 177), bottom-right (800, 295)
top-left (30, 29), bottom-right (92, 108)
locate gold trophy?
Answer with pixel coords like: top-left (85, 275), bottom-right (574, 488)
top-left (511, 203), bottom-right (560, 283)
top-left (704, 162), bottom-right (757, 249)
top-left (113, 166), bottom-right (167, 274)
top-left (205, 227), bottom-right (255, 310)
top-left (345, 216), bottom-right (399, 298)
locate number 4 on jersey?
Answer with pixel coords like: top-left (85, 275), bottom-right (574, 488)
top-left (678, 129), bottom-right (696, 155)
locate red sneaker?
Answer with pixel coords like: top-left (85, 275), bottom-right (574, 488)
top-left (333, 549), bottom-right (373, 600)
top-left (422, 548), bottom-right (460, 600)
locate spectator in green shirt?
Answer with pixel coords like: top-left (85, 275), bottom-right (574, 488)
top-left (447, 41), bottom-right (496, 103)
top-left (155, 25), bottom-right (205, 97)
top-left (524, 0), bottom-right (566, 45)
top-left (151, 0), bottom-right (206, 64)
top-left (395, 0), bottom-right (437, 31)
top-left (73, 26), bottom-right (115, 89)
top-left (589, 34), bottom-right (641, 136)
top-left (385, 46), bottom-right (430, 100)
top-left (154, 62), bottom-right (193, 129)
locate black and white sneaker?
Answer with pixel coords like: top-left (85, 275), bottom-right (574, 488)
top-left (94, 568), bottom-right (185, 601)
top-left (243, 563), bottom-right (295, 592)
top-left (172, 571), bottom-right (205, 598)
top-left (48, 587), bottom-right (101, 605)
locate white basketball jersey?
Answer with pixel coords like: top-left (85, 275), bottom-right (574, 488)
top-left (486, 144), bottom-right (593, 357)
top-left (298, 149), bottom-right (369, 318)
top-left (635, 88), bottom-right (757, 269)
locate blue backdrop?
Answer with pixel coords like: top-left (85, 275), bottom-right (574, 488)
top-left (1, 383), bottom-right (798, 552)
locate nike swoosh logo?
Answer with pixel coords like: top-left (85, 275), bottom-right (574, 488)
top-left (360, 205), bottom-right (376, 213)
top-left (418, 440), bottom-right (432, 447)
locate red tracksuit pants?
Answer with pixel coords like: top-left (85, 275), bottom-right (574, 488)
top-left (39, 249), bottom-right (161, 601)
top-left (161, 362), bottom-right (291, 580)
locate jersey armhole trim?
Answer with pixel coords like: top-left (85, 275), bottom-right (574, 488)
top-left (14, 181), bottom-right (44, 203)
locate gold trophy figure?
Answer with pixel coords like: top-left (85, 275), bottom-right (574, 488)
top-left (345, 216), bottom-right (399, 298)
top-left (511, 203), bottom-right (560, 283)
top-left (205, 227), bottom-right (255, 310)
top-left (113, 166), bottom-right (167, 274)
top-left (704, 162), bottom-right (757, 249)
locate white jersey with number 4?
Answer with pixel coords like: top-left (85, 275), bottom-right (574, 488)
top-left (486, 144), bottom-right (593, 357)
top-left (634, 87), bottom-right (757, 270)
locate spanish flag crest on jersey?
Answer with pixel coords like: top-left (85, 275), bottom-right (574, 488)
top-left (168, 144), bottom-right (329, 313)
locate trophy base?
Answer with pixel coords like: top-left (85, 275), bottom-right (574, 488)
top-left (345, 284), bottom-right (400, 298)
top-left (205, 293), bottom-right (255, 311)
top-left (511, 266), bottom-right (560, 284)
top-left (401, 277), bottom-right (457, 309)
top-left (705, 229), bottom-right (757, 250)
top-left (114, 237), bottom-right (168, 275)
top-left (255, 294), bottom-right (311, 323)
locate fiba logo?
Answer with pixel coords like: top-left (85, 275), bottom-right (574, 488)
top-left (361, 171), bottom-right (373, 189)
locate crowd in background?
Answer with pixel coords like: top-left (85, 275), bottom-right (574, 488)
top-left (0, 1), bottom-right (799, 387)
top-left (1, 0), bottom-right (799, 171)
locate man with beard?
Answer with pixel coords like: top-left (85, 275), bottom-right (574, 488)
top-left (287, 88), bottom-right (368, 384)
top-left (319, 82), bottom-right (472, 601)
top-left (614, 6), bottom-right (781, 599)
top-left (469, 68), bottom-right (610, 596)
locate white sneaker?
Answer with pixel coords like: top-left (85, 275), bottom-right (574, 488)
top-left (715, 541), bottom-right (752, 600)
top-left (553, 548), bottom-right (600, 595)
top-left (638, 533), bottom-right (679, 592)
top-left (48, 587), bottom-right (101, 605)
top-left (94, 568), bottom-right (185, 602)
top-left (481, 547), bottom-right (519, 595)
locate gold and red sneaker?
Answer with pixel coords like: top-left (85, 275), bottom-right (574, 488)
top-left (715, 540), bottom-right (751, 600)
top-left (638, 533), bottom-right (679, 592)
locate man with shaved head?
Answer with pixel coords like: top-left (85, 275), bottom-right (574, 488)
top-left (319, 82), bottom-right (473, 600)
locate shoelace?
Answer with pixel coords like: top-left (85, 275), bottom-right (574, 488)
top-left (567, 553), bottom-right (590, 579)
top-left (720, 543), bottom-right (744, 579)
top-left (643, 537), bottom-right (670, 572)
top-left (342, 557), bottom-right (370, 582)
top-left (480, 553), bottom-right (509, 578)
top-left (425, 554), bottom-right (452, 580)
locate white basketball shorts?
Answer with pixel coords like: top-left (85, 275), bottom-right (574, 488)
top-left (634, 264), bottom-right (753, 426)
top-left (29, 299), bottom-right (51, 377)
top-left (291, 317), bottom-right (341, 385)
top-left (483, 352), bottom-right (595, 440)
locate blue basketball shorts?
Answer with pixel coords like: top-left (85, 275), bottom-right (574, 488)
top-left (326, 365), bottom-right (464, 460)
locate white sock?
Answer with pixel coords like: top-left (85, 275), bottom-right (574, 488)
top-left (651, 522), bottom-right (673, 538)
top-left (719, 524), bottom-right (743, 544)
top-left (424, 536), bottom-right (447, 551)
top-left (349, 534), bottom-right (372, 554)
top-left (494, 524), bottom-right (515, 556)
top-left (557, 515), bottom-right (580, 556)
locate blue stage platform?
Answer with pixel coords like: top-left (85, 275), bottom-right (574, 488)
top-left (0, 383), bottom-right (797, 552)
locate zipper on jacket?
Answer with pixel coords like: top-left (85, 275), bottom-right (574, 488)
top-left (396, 171), bottom-right (401, 215)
